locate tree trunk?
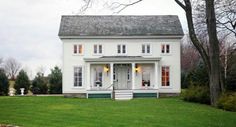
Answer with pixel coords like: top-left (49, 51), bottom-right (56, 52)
top-left (175, 0), bottom-right (222, 106)
top-left (205, 0), bottom-right (221, 106)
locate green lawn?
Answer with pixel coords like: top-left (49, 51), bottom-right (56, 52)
top-left (0, 97), bottom-right (236, 127)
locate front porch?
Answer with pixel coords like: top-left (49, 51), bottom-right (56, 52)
top-left (84, 56), bottom-right (161, 99)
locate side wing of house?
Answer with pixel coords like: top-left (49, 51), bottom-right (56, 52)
top-left (58, 15), bottom-right (184, 99)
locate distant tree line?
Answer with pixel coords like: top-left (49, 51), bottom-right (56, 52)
top-left (0, 57), bottom-right (62, 95)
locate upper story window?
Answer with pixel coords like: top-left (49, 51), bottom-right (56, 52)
top-left (74, 66), bottom-right (82, 87)
top-left (73, 44), bottom-right (83, 55)
top-left (94, 44), bottom-right (102, 55)
top-left (117, 44), bottom-right (126, 54)
top-left (161, 44), bottom-right (170, 54)
top-left (142, 44), bottom-right (151, 54)
top-left (162, 66), bottom-right (170, 86)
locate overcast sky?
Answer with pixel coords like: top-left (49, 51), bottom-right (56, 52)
top-left (0, 0), bottom-right (186, 79)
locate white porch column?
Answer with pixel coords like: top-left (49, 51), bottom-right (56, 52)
top-left (86, 63), bottom-right (91, 90)
top-left (132, 63), bottom-right (136, 90)
top-left (154, 62), bottom-right (159, 89)
top-left (110, 63), bottom-right (113, 90)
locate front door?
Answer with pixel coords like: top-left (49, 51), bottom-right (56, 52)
top-left (117, 67), bottom-right (128, 89)
top-left (114, 64), bottom-right (131, 90)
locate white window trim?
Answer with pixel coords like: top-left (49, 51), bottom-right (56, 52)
top-left (93, 44), bottom-right (103, 56)
top-left (160, 65), bottom-right (172, 88)
top-left (73, 65), bottom-right (84, 88)
top-left (73, 44), bottom-right (84, 56)
top-left (117, 44), bottom-right (127, 55)
top-left (141, 43), bottom-right (152, 56)
top-left (160, 43), bottom-right (172, 56)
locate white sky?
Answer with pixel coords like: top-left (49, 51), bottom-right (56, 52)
top-left (0, 0), bottom-right (187, 79)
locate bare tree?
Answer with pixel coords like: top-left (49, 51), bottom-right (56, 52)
top-left (216, 0), bottom-right (236, 37)
top-left (181, 35), bottom-right (201, 72)
top-left (175, 0), bottom-right (222, 106)
top-left (80, 0), bottom-right (143, 14)
top-left (36, 65), bottom-right (46, 76)
top-left (4, 58), bottom-right (21, 80)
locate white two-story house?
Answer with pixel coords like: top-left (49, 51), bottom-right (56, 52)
top-left (58, 15), bottom-right (183, 100)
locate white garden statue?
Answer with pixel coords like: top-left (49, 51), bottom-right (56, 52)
top-left (20, 88), bottom-right (25, 96)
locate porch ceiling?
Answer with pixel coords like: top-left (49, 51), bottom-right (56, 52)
top-left (84, 56), bottom-right (161, 63)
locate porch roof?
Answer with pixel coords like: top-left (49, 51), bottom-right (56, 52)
top-left (84, 56), bottom-right (161, 63)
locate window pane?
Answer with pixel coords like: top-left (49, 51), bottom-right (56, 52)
top-left (79, 45), bottom-right (83, 54)
top-left (147, 44), bottom-right (150, 53)
top-left (94, 45), bottom-right (97, 54)
top-left (99, 45), bottom-right (102, 54)
top-left (166, 44), bottom-right (170, 53)
top-left (74, 67), bottom-right (82, 87)
top-left (74, 45), bottom-right (77, 54)
top-left (117, 45), bottom-right (121, 53)
top-left (142, 44), bottom-right (145, 53)
top-left (161, 44), bottom-right (165, 53)
top-left (122, 45), bottom-right (126, 53)
top-left (162, 66), bottom-right (170, 86)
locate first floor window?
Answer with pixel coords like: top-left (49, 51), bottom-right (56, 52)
top-left (162, 66), bottom-right (170, 86)
top-left (94, 67), bottom-right (103, 87)
top-left (74, 67), bottom-right (82, 87)
top-left (142, 70), bottom-right (150, 87)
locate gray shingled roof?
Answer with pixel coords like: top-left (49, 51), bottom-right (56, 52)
top-left (58, 15), bottom-right (184, 37)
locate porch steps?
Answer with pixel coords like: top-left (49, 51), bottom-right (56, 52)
top-left (114, 90), bottom-right (133, 100)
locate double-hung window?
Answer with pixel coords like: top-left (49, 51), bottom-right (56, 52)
top-left (73, 44), bottom-right (83, 55)
top-left (162, 66), bottom-right (170, 86)
top-left (74, 66), bottom-right (82, 87)
top-left (94, 44), bottom-right (102, 55)
top-left (142, 44), bottom-right (151, 54)
top-left (117, 44), bottom-right (126, 54)
top-left (161, 44), bottom-right (170, 54)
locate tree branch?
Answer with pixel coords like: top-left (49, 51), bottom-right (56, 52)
top-left (175, 0), bottom-right (186, 11)
top-left (109, 0), bottom-right (143, 14)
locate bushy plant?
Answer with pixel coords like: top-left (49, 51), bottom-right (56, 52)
top-left (225, 63), bottom-right (236, 91)
top-left (48, 66), bottom-right (62, 94)
top-left (182, 62), bottom-right (209, 88)
top-left (217, 93), bottom-right (236, 112)
top-left (31, 72), bottom-right (48, 94)
top-left (14, 70), bottom-right (30, 94)
top-left (181, 85), bottom-right (210, 104)
top-left (0, 69), bottom-right (9, 96)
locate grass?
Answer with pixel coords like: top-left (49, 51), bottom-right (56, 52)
top-left (0, 97), bottom-right (236, 127)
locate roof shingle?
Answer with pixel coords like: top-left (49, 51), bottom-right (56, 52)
top-left (58, 15), bottom-right (184, 37)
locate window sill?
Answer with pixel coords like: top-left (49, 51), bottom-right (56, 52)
top-left (160, 86), bottom-right (172, 89)
top-left (141, 53), bottom-right (152, 56)
top-left (72, 87), bottom-right (84, 89)
top-left (92, 54), bottom-right (103, 56)
top-left (73, 54), bottom-right (84, 56)
top-left (160, 53), bottom-right (172, 56)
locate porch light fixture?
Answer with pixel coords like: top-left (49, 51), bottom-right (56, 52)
top-left (104, 64), bottom-right (109, 75)
top-left (135, 64), bottom-right (140, 74)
